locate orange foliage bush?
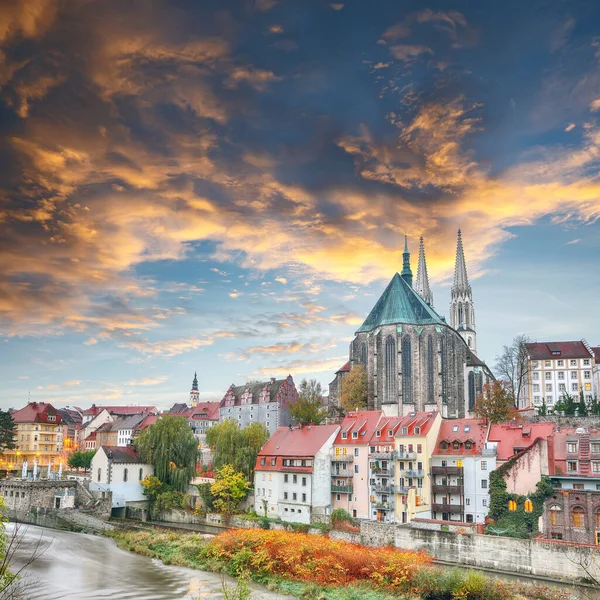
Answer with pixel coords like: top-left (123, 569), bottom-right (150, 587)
top-left (205, 528), bottom-right (432, 589)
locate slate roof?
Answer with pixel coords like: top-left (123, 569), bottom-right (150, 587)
top-left (230, 379), bottom-right (286, 403)
top-left (357, 273), bottom-right (445, 333)
top-left (101, 445), bottom-right (145, 464)
top-left (526, 341), bottom-right (593, 360)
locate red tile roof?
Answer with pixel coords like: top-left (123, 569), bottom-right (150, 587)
top-left (396, 411), bottom-right (439, 437)
top-left (547, 428), bottom-right (600, 478)
top-left (100, 445), bottom-right (145, 464)
top-left (372, 416), bottom-right (405, 444)
top-left (82, 404), bottom-right (157, 416)
top-left (526, 341), bottom-right (593, 360)
top-left (12, 402), bottom-right (62, 424)
top-left (433, 419), bottom-right (488, 455)
top-left (137, 415), bottom-right (159, 430)
top-left (336, 361), bottom-right (351, 373)
top-left (334, 411), bottom-right (382, 445)
top-left (255, 424), bottom-right (339, 472)
top-left (487, 421), bottom-right (555, 461)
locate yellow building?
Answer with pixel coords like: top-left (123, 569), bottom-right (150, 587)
top-left (2, 402), bottom-right (63, 472)
top-left (393, 411), bottom-right (441, 523)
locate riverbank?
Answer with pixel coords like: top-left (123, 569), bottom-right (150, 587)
top-left (109, 527), bottom-right (573, 600)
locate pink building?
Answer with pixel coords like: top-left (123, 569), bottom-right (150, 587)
top-left (331, 411), bottom-right (383, 519)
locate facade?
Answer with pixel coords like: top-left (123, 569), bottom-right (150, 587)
top-left (331, 411), bottom-right (383, 519)
top-left (254, 424), bottom-right (340, 524)
top-left (89, 446), bottom-right (153, 508)
top-left (78, 409), bottom-right (113, 448)
top-left (543, 490), bottom-right (600, 544)
top-left (391, 411), bottom-right (441, 523)
top-left (523, 340), bottom-right (595, 410)
top-left (431, 418), bottom-right (495, 523)
top-left (220, 375), bottom-right (297, 435)
top-left (592, 346), bottom-right (600, 400)
top-left (81, 404), bottom-right (157, 424)
top-left (5, 402), bottom-right (63, 470)
top-left (57, 407), bottom-right (82, 456)
top-left (328, 231), bottom-right (493, 420)
top-left (95, 421), bottom-right (119, 447)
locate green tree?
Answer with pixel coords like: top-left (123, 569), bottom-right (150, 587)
top-left (289, 378), bottom-right (326, 425)
top-left (207, 420), bottom-right (268, 481)
top-left (538, 398), bottom-right (548, 417)
top-left (474, 381), bottom-right (518, 424)
top-left (339, 365), bottom-right (368, 413)
top-left (577, 391), bottom-right (588, 417)
top-left (0, 412), bottom-right (16, 455)
top-left (590, 395), bottom-right (600, 416)
top-left (553, 392), bottom-right (577, 416)
top-left (210, 465), bottom-right (250, 516)
top-left (67, 450), bottom-right (96, 473)
top-left (135, 415), bottom-right (198, 492)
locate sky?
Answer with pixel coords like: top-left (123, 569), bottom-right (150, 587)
top-left (1, 0), bottom-right (600, 411)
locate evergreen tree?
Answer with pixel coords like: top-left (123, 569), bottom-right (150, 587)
top-left (577, 390), bottom-right (588, 417)
top-left (0, 411), bottom-right (16, 454)
top-left (135, 416), bottom-right (198, 492)
top-left (538, 398), bottom-right (548, 417)
top-left (553, 392), bottom-right (577, 416)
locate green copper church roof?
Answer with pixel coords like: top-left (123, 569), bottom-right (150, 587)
top-left (356, 272), bottom-right (445, 333)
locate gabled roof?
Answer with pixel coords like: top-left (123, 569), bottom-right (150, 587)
top-left (526, 341), bottom-right (593, 360)
top-left (100, 445), bottom-right (145, 464)
top-left (256, 425), bottom-right (339, 465)
top-left (189, 402), bottom-right (220, 420)
top-left (57, 408), bottom-right (83, 425)
top-left (334, 411), bottom-right (383, 445)
top-left (170, 403), bottom-right (189, 414)
top-left (12, 402), bottom-right (62, 424)
top-left (336, 361), bottom-right (351, 374)
top-left (372, 416), bottom-right (404, 444)
top-left (433, 419), bottom-right (488, 455)
top-left (137, 414), bottom-right (159, 430)
top-left (83, 404), bottom-right (157, 416)
top-left (357, 273), bottom-right (444, 333)
top-left (222, 376), bottom-right (294, 407)
top-left (487, 421), bottom-right (555, 461)
top-left (394, 411), bottom-right (439, 438)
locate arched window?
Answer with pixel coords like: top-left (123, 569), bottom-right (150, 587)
top-left (97, 468), bottom-right (101, 482)
top-left (123, 468), bottom-right (128, 483)
top-left (440, 337), bottom-right (448, 404)
top-left (572, 506), bottom-right (585, 527)
top-left (458, 304), bottom-right (464, 327)
top-left (467, 336), bottom-right (472, 348)
top-left (468, 371), bottom-right (476, 411)
top-left (427, 335), bottom-right (434, 400)
top-left (139, 468), bottom-right (144, 481)
top-left (464, 305), bottom-right (470, 328)
top-left (360, 343), bottom-right (367, 367)
top-left (385, 337), bottom-right (396, 403)
top-left (401, 336), bottom-right (412, 404)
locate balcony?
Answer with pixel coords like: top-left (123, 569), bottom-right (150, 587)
top-left (396, 451), bottom-right (417, 460)
top-left (374, 502), bottom-right (394, 511)
top-left (402, 469), bottom-right (425, 478)
top-left (331, 452), bottom-right (354, 462)
top-left (372, 468), bottom-right (394, 477)
top-left (371, 484), bottom-right (395, 494)
top-left (370, 451), bottom-right (396, 460)
top-left (332, 485), bottom-right (353, 494)
top-left (432, 503), bottom-right (463, 514)
top-left (331, 471), bottom-right (352, 479)
top-left (432, 484), bottom-right (462, 494)
top-left (396, 486), bottom-right (410, 495)
top-left (431, 466), bottom-right (463, 476)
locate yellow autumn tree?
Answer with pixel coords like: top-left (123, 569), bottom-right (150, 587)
top-left (339, 365), bottom-right (368, 413)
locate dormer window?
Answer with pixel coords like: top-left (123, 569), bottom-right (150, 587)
top-left (440, 441), bottom-right (448, 450)
top-left (375, 430), bottom-right (381, 437)
top-left (414, 427), bottom-right (420, 435)
top-left (401, 427), bottom-right (408, 435)
top-left (342, 432), bottom-right (347, 439)
top-left (352, 431), bottom-right (358, 439)
top-left (388, 430), bottom-right (393, 437)
top-left (452, 441), bottom-right (460, 450)
top-left (465, 441), bottom-right (473, 450)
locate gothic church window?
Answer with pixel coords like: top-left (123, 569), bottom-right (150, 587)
top-left (385, 336), bottom-right (396, 402)
top-left (401, 336), bottom-right (412, 404)
top-left (360, 343), bottom-right (367, 366)
top-left (427, 335), bottom-right (434, 400)
top-left (468, 371), bottom-right (476, 411)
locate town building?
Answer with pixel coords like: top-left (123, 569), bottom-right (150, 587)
top-left (391, 411), bottom-right (441, 523)
top-left (5, 402), bottom-right (63, 472)
top-left (543, 489), bottom-right (600, 544)
top-left (90, 446), bottom-right (153, 511)
top-left (430, 418), bottom-right (496, 523)
top-left (331, 410), bottom-right (383, 519)
top-left (254, 424), bottom-right (340, 524)
top-left (78, 409), bottom-right (113, 449)
top-left (81, 404), bottom-right (157, 424)
top-left (523, 340), bottom-right (595, 410)
top-left (220, 375), bottom-right (297, 435)
top-left (592, 346), bottom-right (600, 400)
top-left (328, 231), bottom-right (493, 420)
top-left (57, 407), bottom-right (82, 455)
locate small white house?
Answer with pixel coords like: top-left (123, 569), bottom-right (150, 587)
top-left (90, 446), bottom-right (153, 508)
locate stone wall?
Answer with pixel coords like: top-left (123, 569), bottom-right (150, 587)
top-left (0, 480), bottom-right (77, 510)
top-left (528, 415), bottom-right (600, 427)
top-left (409, 518), bottom-right (477, 533)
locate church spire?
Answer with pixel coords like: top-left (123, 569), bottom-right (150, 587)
top-left (415, 236), bottom-right (433, 306)
top-left (401, 235), bottom-right (413, 287)
top-left (449, 229), bottom-right (476, 354)
top-left (190, 371), bottom-right (199, 407)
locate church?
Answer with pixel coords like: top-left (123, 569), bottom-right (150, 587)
top-left (329, 231), bottom-right (494, 419)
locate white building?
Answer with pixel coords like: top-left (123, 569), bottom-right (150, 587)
top-left (254, 424), bottom-right (340, 525)
top-left (430, 419), bottom-right (495, 524)
top-left (524, 341), bottom-right (595, 410)
top-left (90, 446), bottom-right (153, 509)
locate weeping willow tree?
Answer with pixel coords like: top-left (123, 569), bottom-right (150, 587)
top-left (135, 416), bottom-right (198, 492)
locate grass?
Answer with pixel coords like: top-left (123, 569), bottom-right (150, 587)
top-left (108, 527), bottom-right (569, 600)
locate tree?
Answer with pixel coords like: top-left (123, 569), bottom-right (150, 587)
top-left (474, 381), bottom-right (519, 424)
top-left (206, 420), bottom-right (269, 481)
top-left (553, 392), bottom-right (577, 416)
top-left (289, 378), bottom-right (326, 425)
top-left (135, 415), bottom-right (198, 492)
top-left (339, 365), bottom-right (368, 413)
top-left (576, 390), bottom-right (588, 417)
top-left (494, 334), bottom-right (532, 408)
top-left (210, 465), bottom-right (250, 516)
top-left (538, 398), bottom-right (548, 417)
top-left (67, 450), bottom-right (96, 473)
top-left (0, 412), bottom-right (15, 456)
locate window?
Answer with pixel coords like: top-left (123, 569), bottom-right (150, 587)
top-left (573, 484), bottom-right (584, 490)
top-left (271, 458), bottom-right (276, 466)
top-left (452, 441), bottom-right (460, 450)
top-left (481, 479), bottom-right (487, 489)
top-left (583, 359), bottom-right (590, 366)
top-left (354, 465), bottom-right (359, 473)
top-left (557, 360), bottom-right (564, 367)
top-left (545, 372), bottom-right (551, 380)
top-left (414, 427), bottom-right (420, 435)
top-left (572, 383), bottom-right (578, 392)
top-left (375, 430), bottom-right (380, 437)
top-left (292, 493), bottom-right (297, 501)
top-left (302, 477), bottom-right (307, 486)
top-left (417, 444), bottom-right (422, 453)
top-left (385, 336), bottom-right (397, 403)
top-left (354, 448), bottom-right (359, 457)
top-left (440, 441), bottom-right (448, 450)
top-left (532, 372), bottom-right (539, 380)
top-left (452, 425), bottom-right (459, 432)
top-left (596, 509), bottom-right (600, 529)
top-left (402, 427), bottom-right (408, 435)
top-left (557, 372), bottom-right (564, 380)
top-left (97, 468), bottom-right (101, 482)
top-left (593, 442), bottom-right (600, 454)
top-left (402, 336), bottom-right (412, 403)
top-left (570, 360), bottom-right (577, 367)
top-left (342, 432), bottom-right (347, 439)
top-left (571, 371), bottom-right (577, 379)
top-left (593, 462), bottom-right (600, 474)
top-left (545, 360), bottom-right (551, 368)
top-left (284, 474), bottom-right (288, 483)
top-left (427, 335), bottom-right (435, 400)
top-left (284, 492), bottom-right (288, 500)
top-left (268, 489), bottom-right (272, 497)
top-left (549, 505), bottom-right (562, 526)
top-left (546, 384), bottom-right (552, 392)
top-left (260, 458), bottom-right (265, 466)
top-left (584, 371), bottom-right (591, 379)
top-left (465, 441), bottom-right (472, 450)
top-left (481, 461), bottom-right (487, 470)
top-left (567, 461), bottom-right (578, 473)
top-left (360, 343), bottom-right (367, 366)
top-left (302, 493), bottom-right (306, 502)
top-left (139, 468), bottom-right (143, 481)
top-left (482, 499), bottom-right (487, 507)
top-left (352, 431), bottom-right (358, 439)
top-left (567, 442), bottom-right (578, 453)
top-left (465, 498), bottom-right (471, 505)
top-left (572, 507), bottom-right (585, 528)
top-left (293, 475), bottom-right (297, 484)
top-left (336, 494), bottom-right (340, 501)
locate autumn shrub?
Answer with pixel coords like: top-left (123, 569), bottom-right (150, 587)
top-left (204, 528), bottom-right (432, 590)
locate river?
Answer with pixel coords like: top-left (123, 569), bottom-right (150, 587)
top-left (6, 524), bottom-right (284, 600)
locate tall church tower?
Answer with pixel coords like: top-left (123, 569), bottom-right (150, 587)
top-left (414, 236), bottom-right (433, 306)
top-left (190, 372), bottom-right (199, 407)
top-left (401, 235), bottom-right (413, 286)
top-left (450, 230), bottom-right (477, 354)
